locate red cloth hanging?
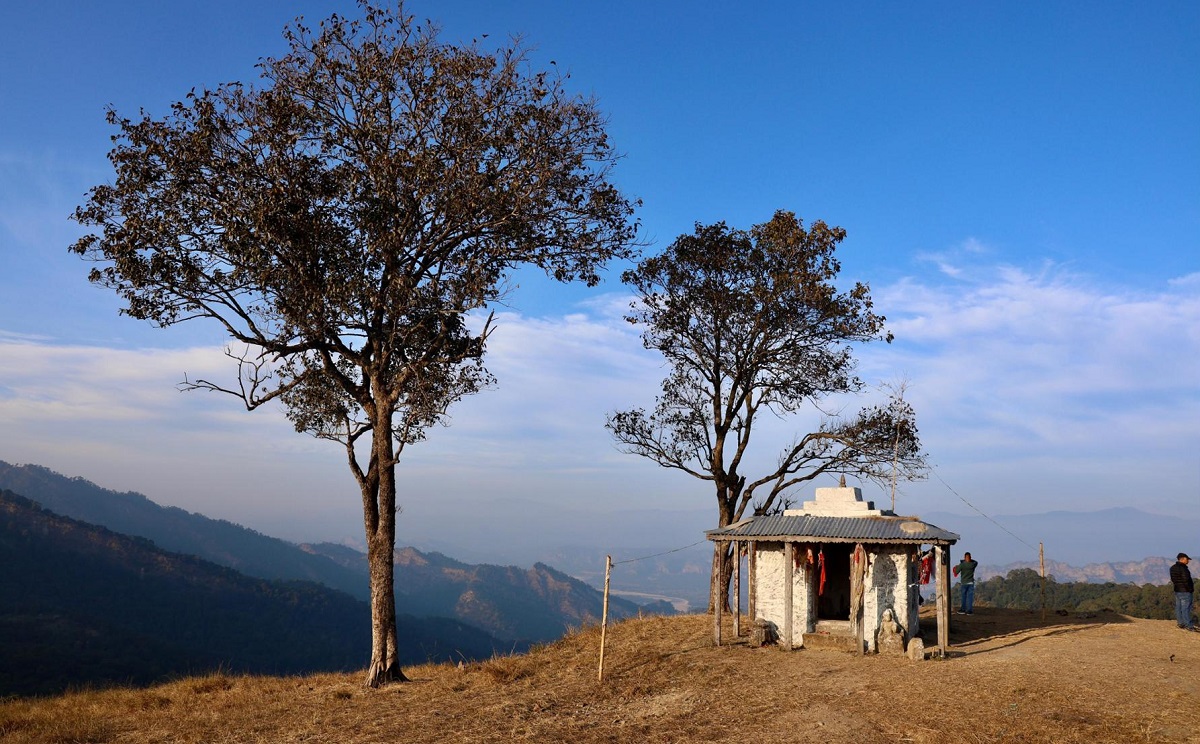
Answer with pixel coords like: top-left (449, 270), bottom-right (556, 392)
top-left (919, 552), bottom-right (933, 585)
top-left (817, 548), bottom-right (826, 596)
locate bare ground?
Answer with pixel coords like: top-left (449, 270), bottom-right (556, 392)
top-left (2, 607), bottom-right (1199, 743)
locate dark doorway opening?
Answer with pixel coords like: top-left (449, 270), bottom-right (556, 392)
top-left (817, 543), bottom-right (852, 620)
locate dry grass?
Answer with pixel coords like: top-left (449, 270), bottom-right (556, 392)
top-left (3, 608), bottom-right (1199, 743)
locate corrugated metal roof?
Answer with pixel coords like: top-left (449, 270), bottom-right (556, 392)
top-left (706, 514), bottom-right (959, 545)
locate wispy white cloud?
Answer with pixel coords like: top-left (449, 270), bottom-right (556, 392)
top-left (863, 256), bottom-right (1200, 514)
top-left (0, 253), bottom-right (1195, 543)
top-left (1169, 271), bottom-right (1200, 289)
top-left (913, 237), bottom-right (993, 280)
top-left (876, 261), bottom-right (1199, 392)
top-left (0, 338), bottom-right (340, 521)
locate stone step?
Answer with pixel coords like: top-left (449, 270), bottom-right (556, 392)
top-left (802, 630), bottom-right (861, 653)
top-left (813, 619), bottom-right (851, 634)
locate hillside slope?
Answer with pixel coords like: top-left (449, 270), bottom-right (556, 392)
top-left (0, 461), bottom-right (368, 599)
top-left (0, 490), bottom-right (507, 697)
top-left (304, 544), bottom-right (667, 644)
top-left (1, 462), bottom-right (674, 644)
top-left (391, 547), bottom-right (666, 642)
top-left (2, 609), bottom-right (1198, 743)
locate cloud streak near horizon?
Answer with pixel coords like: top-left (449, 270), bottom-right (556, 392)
top-left (1, 252), bottom-right (1196, 548)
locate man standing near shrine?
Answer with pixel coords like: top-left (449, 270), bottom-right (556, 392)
top-left (955, 552), bottom-right (979, 615)
top-left (1170, 552), bottom-right (1195, 631)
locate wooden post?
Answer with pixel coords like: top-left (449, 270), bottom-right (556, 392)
top-left (733, 541), bottom-right (741, 639)
top-left (1039, 542), bottom-right (1047, 624)
top-left (854, 543), bottom-right (865, 656)
top-left (783, 541), bottom-right (794, 650)
top-left (935, 545), bottom-right (950, 657)
top-left (713, 543), bottom-right (723, 647)
top-left (598, 554), bottom-right (612, 682)
top-left (748, 542), bottom-right (757, 623)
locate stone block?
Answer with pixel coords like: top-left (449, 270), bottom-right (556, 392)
top-left (750, 619), bottom-right (777, 648)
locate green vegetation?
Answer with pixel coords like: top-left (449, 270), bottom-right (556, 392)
top-left (961, 568), bottom-right (1184, 619)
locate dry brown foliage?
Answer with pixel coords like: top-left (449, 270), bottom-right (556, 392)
top-left (3, 608), bottom-right (1199, 743)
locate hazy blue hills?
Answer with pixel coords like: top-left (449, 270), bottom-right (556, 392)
top-left (389, 548), bottom-right (672, 642)
top-left (979, 556), bottom-right (1174, 586)
top-left (924, 507), bottom-right (1198, 568)
top-left (0, 461), bottom-right (674, 653)
top-left (0, 461), bottom-right (368, 600)
top-left (0, 489), bottom-right (508, 697)
top-left (303, 544), bottom-right (671, 644)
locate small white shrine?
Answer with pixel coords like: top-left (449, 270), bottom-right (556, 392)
top-left (706, 480), bottom-right (959, 656)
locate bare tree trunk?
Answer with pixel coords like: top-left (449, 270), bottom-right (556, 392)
top-left (361, 414), bottom-right (409, 688)
top-left (707, 542), bottom-right (735, 613)
top-left (365, 530), bottom-right (406, 686)
top-left (707, 488), bottom-right (739, 613)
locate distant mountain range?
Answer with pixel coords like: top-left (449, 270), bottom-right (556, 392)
top-left (0, 461), bottom-right (668, 648)
top-left (393, 498), bottom-right (718, 611)
top-left (399, 547), bottom-right (664, 640)
top-left (978, 556), bottom-right (1174, 586)
top-left (924, 508), bottom-right (1198, 568)
top-left (0, 489), bottom-right (502, 697)
top-left (0, 461), bottom-right (368, 599)
top-left (5, 457), bottom-right (1182, 691)
top-left (298, 542), bottom-right (659, 643)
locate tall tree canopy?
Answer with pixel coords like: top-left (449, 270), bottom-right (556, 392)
top-left (71, 2), bottom-right (639, 687)
top-left (606, 211), bottom-right (923, 610)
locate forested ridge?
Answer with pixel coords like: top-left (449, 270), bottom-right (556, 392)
top-left (0, 490), bottom-right (505, 697)
top-left (0, 461), bottom-right (665, 648)
top-left (0, 460), bottom-right (369, 599)
top-left (966, 567), bottom-right (1185, 619)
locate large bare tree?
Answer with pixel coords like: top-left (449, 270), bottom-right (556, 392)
top-left (606, 211), bottom-right (923, 611)
top-left (71, 2), bottom-right (638, 687)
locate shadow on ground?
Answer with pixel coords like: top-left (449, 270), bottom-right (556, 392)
top-left (919, 606), bottom-right (1132, 657)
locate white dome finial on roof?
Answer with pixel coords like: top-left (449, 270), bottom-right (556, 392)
top-left (839, 474), bottom-right (846, 487)
top-left (785, 476), bottom-right (881, 517)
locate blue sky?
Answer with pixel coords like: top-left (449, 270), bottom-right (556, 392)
top-left (1, 2), bottom-right (1197, 565)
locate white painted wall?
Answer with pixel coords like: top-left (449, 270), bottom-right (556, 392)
top-left (752, 541), bottom-right (810, 643)
top-left (754, 542), bottom-right (922, 652)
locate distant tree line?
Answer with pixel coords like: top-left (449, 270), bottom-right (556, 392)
top-left (958, 568), bottom-right (1184, 620)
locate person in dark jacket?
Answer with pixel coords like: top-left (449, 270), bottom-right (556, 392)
top-left (1170, 553), bottom-right (1195, 631)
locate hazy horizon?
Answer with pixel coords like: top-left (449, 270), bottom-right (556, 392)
top-left (4, 458), bottom-right (1193, 580)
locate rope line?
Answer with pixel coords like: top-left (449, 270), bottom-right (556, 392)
top-left (930, 465), bottom-right (1040, 553)
top-left (612, 539), bottom-right (709, 566)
